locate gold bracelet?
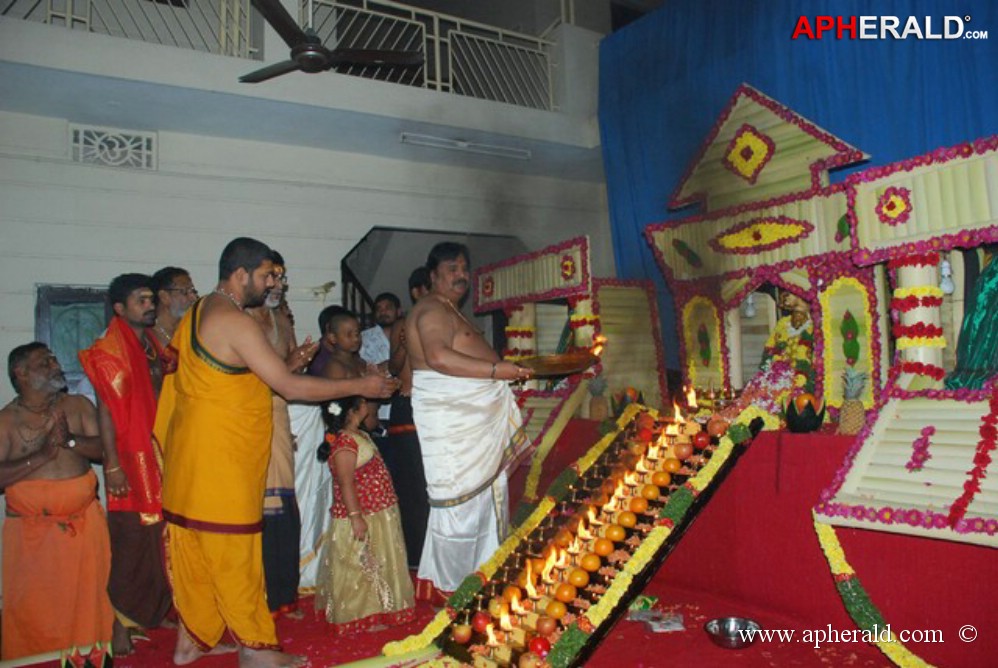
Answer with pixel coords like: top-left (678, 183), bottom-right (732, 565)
top-left (347, 510), bottom-right (362, 517)
top-left (105, 465), bottom-right (122, 474)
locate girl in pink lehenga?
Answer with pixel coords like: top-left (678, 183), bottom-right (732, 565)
top-left (314, 396), bottom-right (415, 634)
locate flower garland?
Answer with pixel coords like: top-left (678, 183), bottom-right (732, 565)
top-left (890, 295), bottom-right (944, 312)
top-left (891, 322), bottom-right (943, 339)
top-left (888, 253), bottom-right (940, 270)
top-left (899, 361), bottom-right (945, 381)
top-left (761, 316), bottom-right (815, 393)
top-left (840, 310), bottom-right (860, 367)
top-left (813, 515), bottom-right (934, 668)
top-left (504, 327), bottom-right (535, 338)
top-left (708, 216), bottom-right (813, 255)
top-left (568, 315), bottom-right (600, 330)
top-left (896, 336), bottom-right (946, 351)
top-left (721, 123), bottom-right (776, 184)
top-left (875, 186), bottom-right (913, 226)
top-left (946, 388), bottom-right (998, 526)
top-left (904, 426), bottom-right (934, 472)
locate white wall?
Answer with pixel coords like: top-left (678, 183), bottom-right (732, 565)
top-left (0, 109), bottom-right (612, 406)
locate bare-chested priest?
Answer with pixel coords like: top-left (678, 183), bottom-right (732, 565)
top-left (1, 343), bottom-right (112, 660)
top-left (404, 242), bottom-right (532, 603)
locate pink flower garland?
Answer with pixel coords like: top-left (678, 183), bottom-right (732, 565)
top-left (905, 426), bottom-right (935, 472)
top-left (947, 389), bottom-right (998, 527)
top-left (899, 361), bottom-right (946, 381)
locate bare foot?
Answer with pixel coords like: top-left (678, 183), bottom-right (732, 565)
top-left (173, 625), bottom-right (237, 665)
top-left (238, 647), bottom-right (307, 668)
top-left (112, 619), bottom-right (134, 657)
top-left (283, 608), bottom-right (304, 621)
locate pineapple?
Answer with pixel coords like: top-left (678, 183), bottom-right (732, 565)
top-left (837, 368), bottom-right (868, 435)
top-left (587, 375), bottom-right (610, 421)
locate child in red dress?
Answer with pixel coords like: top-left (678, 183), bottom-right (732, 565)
top-left (314, 396), bottom-right (414, 633)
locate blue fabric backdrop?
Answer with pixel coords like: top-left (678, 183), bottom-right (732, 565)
top-left (598, 0), bottom-right (998, 368)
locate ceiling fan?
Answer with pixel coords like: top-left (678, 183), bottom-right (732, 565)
top-left (240, 0), bottom-right (424, 84)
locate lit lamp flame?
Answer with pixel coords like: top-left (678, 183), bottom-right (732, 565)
top-left (577, 520), bottom-right (593, 541)
top-left (554, 547), bottom-right (569, 570)
top-left (685, 385), bottom-right (698, 411)
top-left (591, 334), bottom-right (607, 358)
top-left (499, 609), bottom-right (514, 632)
top-left (624, 471), bottom-right (639, 487)
top-left (541, 548), bottom-right (558, 583)
top-left (586, 505), bottom-right (602, 527)
top-left (524, 561), bottom-right (538, 599)
top-left (510, 591), bottom-right (528, 615)
top-left (673, 401), bottom-right (685, 424)
top-left (485, 623), bottom-right (499, 646)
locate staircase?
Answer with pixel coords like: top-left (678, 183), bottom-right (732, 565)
top-left (825, 395), bottom-right (997, 547)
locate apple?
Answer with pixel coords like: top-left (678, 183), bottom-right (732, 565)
top-left (693, 431), bottom-right (711, 450)
top-left (472, 611), bottom-right (491, 634)
top-left (535, 615), bottom-right (557, 637)
top-left (451, 623), bottom-right (473, 644)
top-left (528, 636), bottom-right (552, 658)
top-left (673, 441), bottom-right (693, 460)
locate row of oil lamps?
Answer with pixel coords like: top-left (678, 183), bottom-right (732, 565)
top-left (445, 408), bottom-right (716, 667)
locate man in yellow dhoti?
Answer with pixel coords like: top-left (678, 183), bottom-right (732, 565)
top-left (160, 237), bottom-right (398, 668)
top-left (405, 242), bottom-right (532, 602)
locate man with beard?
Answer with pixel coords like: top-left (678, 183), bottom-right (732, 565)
top-left (246, 251), bottom-right (317, 619)
top-left (1, 343), bottom-right (111, 660)
top-left (404, 243), bottom-right (533, 602)
top-left (80, 273), bottom-right (173, 656)
top-left (160, 237), bottom-right (397, 668)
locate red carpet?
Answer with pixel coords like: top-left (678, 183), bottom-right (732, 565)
top-left (19, 421), bottom-right (996, 666)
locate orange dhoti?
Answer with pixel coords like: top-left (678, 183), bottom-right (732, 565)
top-left (161, 300), bottom-right (278, 650)
top-left (1, 470), bottom-right (114, 660)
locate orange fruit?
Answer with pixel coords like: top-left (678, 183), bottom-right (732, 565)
top-left (629, 496), bottom-right (649, 514)
top-left (617, 511), bottom-right (638, 528)
top-left (546, 600), bottom-right (568, 620)
top-left (553, 529), bottom-right (573, 549)
top-left (580, 553), bottom-right (602, 572)
top-left (629, 441), bottom-right (649, 456)
top-left (593, 538), bottom-right (614, 556)
top-left (651, 471), bottom-right (672, 487)
top-left (604, 524), bottom-right (626, 542)
top-left (663, 458), bottom-right (682, 473)
top-left (554, 583), bottom-right (577, 603)
top-left (567, 568), bottom-right (590, 588)
top-left (502, 584), bottom-right (522, 602)
top-left (641, 484), bottom-right (661, 501)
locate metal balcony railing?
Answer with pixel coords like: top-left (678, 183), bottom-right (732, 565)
top-left (3, 0), bottom-right (253, 57)
top-left (308, 0), bottom-right (554, 110)
top-left (2, 0), bottom-right (555, 110)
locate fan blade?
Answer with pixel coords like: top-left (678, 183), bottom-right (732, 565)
top-left (250, 0), bottom-right (309, 49)
top-left (239, 59), bottom-right (302, 83)
top-left (327, 48), bottom-right (425, 68)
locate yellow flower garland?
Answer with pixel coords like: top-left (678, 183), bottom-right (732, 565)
top-left (480, 497), bottom-right (556, 579)
top-left (893, 286), bottom-right (943, 300)
top-left (584, 570), bottom-right (633, 628)
top-left (812, 514), bottom-right (934, 668)
top-left (382, 608), bottom-right (452, 657)
top-left (896, 336), bottom-right (946, 350)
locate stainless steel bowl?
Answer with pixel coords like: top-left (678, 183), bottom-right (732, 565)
top-left (703, 617), bottom-right (761, 649)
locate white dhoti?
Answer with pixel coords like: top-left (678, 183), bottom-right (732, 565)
top-left (411, 370), bottom-right (527, 595)
top-left (289, 403), bottom-right (331, 592)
